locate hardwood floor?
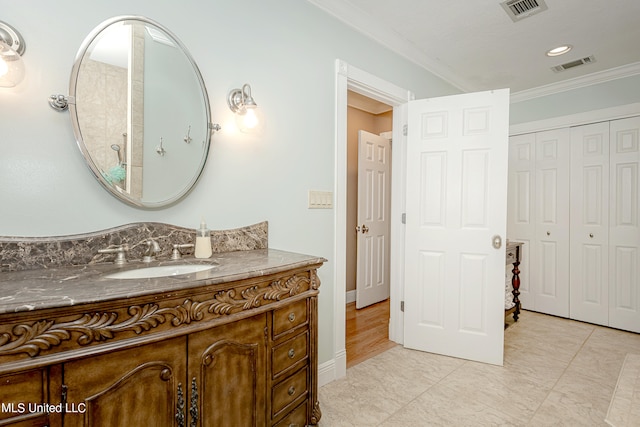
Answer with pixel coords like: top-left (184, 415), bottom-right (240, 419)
top-left (346, 299), bottom-right (398, 368)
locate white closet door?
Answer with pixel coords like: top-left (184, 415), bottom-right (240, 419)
top-left (534, 129), bottom-right (570, 317)
top-left (609, 116), bottom-right (640, 333)
top-left (507, 134), bottom-right (535, 310)
top-left (570, 122), bottom-right (610, 325)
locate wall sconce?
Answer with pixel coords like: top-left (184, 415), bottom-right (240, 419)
top-left (227, 83), bottom-right (265, 133)
top-left (0, 21), bottom-right (26, 88)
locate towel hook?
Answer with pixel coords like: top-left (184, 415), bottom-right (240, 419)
top-left (156, 137), bottom-right (166, 156)
top-left (183, 125), bottom-right (192, 144)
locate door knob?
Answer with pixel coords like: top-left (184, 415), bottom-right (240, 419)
top-left (492, 235), bottom-right (502, 249)
top-left (361, 225), bottom-right (369, 233)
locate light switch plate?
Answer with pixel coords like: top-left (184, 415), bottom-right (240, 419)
top-left (308, 190), bottom-right (333, 209)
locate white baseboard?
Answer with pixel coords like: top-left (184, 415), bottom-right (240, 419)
top-left (318, 359), bottom-right (335, 387)
top-left (318, 349), bottom-right (347, 387)
top-left (346, 290), bottom-right (356, 304)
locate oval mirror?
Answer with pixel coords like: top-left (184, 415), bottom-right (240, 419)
top-left (68, 16), bottom-right (213, 208)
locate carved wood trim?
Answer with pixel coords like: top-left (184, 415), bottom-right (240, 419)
top-left (189, 377), bottom-right (198, 427)
top-left (311, 400), bottom-right (322, 425)
top-left (0, 272), bottom-right (316, 359)
top-left (176, 383), bottom-right (185, 427)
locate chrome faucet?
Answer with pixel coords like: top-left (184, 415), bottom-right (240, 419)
top-left (143, 239), bottom-right (161, 263)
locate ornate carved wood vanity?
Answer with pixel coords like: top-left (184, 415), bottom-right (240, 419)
top-left (0, 222), bottom-right (325, 426)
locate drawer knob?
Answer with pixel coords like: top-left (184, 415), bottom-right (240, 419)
top-left (589, 233), bottom-right (594, 238)
top-left (203, 354), bottom-right (213, 366)
top-left (160, 368), bottom-right (171, 381)
top-left (288, 312), bottom-right (296, 322)
top-left (288, 348), bottom-right (295, 359)
top-left (288, 386), bottom-right (296, 396)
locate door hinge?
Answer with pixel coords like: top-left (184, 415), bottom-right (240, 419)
top-left (403, 124), bottom-right (408, 136)
top-left (401, 213), bottom-right (406, 224)
top-left (401, 301), bottom-right (405, 312)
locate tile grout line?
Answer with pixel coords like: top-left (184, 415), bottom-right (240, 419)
top-left (376, 357), bottom-right (473, 426)
top-left (377, 356), bottom-right (478, 426)
top-left (379, 319), bottom-right (548, 425)
top-left (524, 325), bottom-right (598, 425)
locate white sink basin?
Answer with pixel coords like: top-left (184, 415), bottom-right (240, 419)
top-left (104, 264), bottom-right (216, 279)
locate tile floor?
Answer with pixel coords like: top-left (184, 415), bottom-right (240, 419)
top-left (318, 310), bottom-right (640, 426)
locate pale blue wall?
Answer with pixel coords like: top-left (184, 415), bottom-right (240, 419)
top-left (511, 74), bottom-right (640, 124)
top-left (0, 0), bottom-right (458, 366)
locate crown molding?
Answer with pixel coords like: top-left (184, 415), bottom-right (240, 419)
top-left (308, 0), bottom-right (472, 92)
top-left (510, 62), bottom-right (640, 103)
top-left (309, 1), bottom-right (640, 102)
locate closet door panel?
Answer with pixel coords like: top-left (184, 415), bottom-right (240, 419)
top-left (570, 122), bottom-right (610, 325)
top-left (609, 116), bottom-right (640, 333)
top-left (507, 134), bottom-right (535, 309)
top-left (539, 240), bottom-right (560, 296)
top-left (534, 129), bottom-right (570, 317)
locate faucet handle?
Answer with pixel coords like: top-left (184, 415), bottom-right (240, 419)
top-left (171, 243), bottom-right (195, 260)
top-left (98, 244), bottom-right (130, 265)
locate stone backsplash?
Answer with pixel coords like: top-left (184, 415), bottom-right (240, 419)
top-left (0, 221), bottom-right (268, 272)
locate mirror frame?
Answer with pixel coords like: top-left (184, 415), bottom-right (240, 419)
top-left (67, 15), bottom-right (213, 209)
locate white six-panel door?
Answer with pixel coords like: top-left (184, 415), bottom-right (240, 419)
top-left (570, 122), bottom-right (610, 325)
top-left (356, 130), bottom-right (391, 309)
top-left (609, 116), bottom-right (640, 333)
top-left (404, 89), bottom-right (509, 366)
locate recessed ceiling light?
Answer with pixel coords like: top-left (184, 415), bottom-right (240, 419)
top-left (546, 45), bottom-right (573, 57)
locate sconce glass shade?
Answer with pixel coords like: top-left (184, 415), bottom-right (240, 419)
top-left (234, 104), bottom-right (265, 133)
top-left (228, 84), bottom-right (265, 133)
top-left (0, 21), bottom-right (26, 87)
top-left (0, 41), bottom-right (25, 87)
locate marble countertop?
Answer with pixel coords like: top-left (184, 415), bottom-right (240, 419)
top-left (0, 249), bottom-right (326, 315)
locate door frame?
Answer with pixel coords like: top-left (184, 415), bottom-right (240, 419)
top-left (333, 59), bottom-right (412, 378)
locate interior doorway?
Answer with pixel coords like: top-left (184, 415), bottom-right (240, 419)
top-left (331, 59), bottom-right (411, 383)
top-left (345, 90), bottom-right (394, 366)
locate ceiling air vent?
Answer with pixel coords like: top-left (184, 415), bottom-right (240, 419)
top-left (500, 0), bottom-right (548, 22)
top-left (551, 55), bottom-right (596, 73)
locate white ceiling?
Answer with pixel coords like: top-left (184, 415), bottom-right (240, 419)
top-left (309, 0), bottom-right (640, 99)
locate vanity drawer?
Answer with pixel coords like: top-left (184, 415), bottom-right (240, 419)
top-left (272, 331), bottom-right (309, 379)
top-left (273, 401), bottom-right (307, 427)
top-left (0, 369), bottom-right (46, 421)
top-left (273, 299), bottom-right (307, 338)
top-left (272, 367), bottom-right (308, 418)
